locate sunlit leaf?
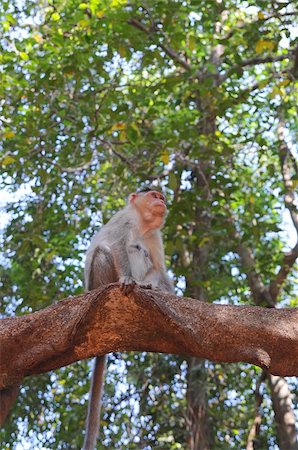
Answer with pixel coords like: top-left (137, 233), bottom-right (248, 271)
top-left (2, 131), bottom-right (15, 139)
top-left (1, 155), bottom-right (16, 166)
top-left (255, 39), bottom-right (275, 53)
top-left (51, 12), bottom-right (61, 21)
top-left (189, 35), bottom-right (196, 51)
top-left (161, 151), bottom-right (170, 165)
top-left (19, 52), bottom-right (29, 60)
top-left (33, 34), bottom-right (43, 44)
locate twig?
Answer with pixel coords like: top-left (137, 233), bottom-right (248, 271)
top-left (246, 371), bottom-right (266, 450)
top-left (128, 18), bottom-right (192, 71)
top-left (221, 53), bottom-right (292, 82)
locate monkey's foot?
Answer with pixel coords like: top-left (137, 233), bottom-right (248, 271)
top-left (119, 276), bottom-right (137, 295)
top-left (139, 284), bottom-right (153, 290)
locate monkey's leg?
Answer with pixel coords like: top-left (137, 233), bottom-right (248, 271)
top-left (88, 245), bottom-right (118, 290)
top-left (83, 355), bottom-right (107, 450)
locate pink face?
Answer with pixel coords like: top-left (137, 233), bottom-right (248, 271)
top-left (143, 190), bottom-right (166, 209)
top-left (130, 190), bottom-right (167, 214)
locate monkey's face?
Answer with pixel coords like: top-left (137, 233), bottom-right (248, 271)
top-left (133, 191), bottom-right (167, 216)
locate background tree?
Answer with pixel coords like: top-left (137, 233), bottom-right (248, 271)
top-left (0, 1), bottom-right (297, 449)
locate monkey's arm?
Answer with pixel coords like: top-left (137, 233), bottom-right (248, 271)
top-left (113, 236), bottom-right (152, 290)
top-left (127, 242), bottom-right (153, 282)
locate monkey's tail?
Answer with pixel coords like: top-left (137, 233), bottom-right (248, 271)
top-left (82, 355), bottom-right (107, 450)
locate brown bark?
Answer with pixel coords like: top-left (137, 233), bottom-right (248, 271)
top-left (185, 240), bottom-right (211, 450)
top-left (0, 384), bottom-right (19, 426)
top-left (184, 190), bottom-right (212, 450)
top-left (1, 284), bottom-right (298, 426)
top-left (186, 358), bottom-right (211, 450)
top-left (267, 374), bottom-right (298, 450)
top-left (246, 372), bottom-right (266, 450)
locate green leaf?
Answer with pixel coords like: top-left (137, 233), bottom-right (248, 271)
top-left (51, 12), bottom-right (61, 21)
top-left (19, 52), bottom-right (29, 60)
top-left (1, 155), bottom-right (16, 166)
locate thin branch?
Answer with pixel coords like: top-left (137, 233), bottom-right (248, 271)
top-left (42, 151), bottom-right (98, 173)
top-left (175, 154), bottom-right (211, 198)
top-left (128, 18), bottom-right (192, 71)
top-left (235, 53), bottom-right (291, 69)
top-left (292, 44), bottom-right (298, 78)
top-left (269, 115), bottom-right (298, 299)
top-left (277, 115), bottom-right (298, 233)
top-left (226, 150), bottom-right (297, 304)
top-left (246, 371), bottom-right (266, 450)
top-left (99, 138), bottom-right (135, 169)
top-left (269, 243), bottom-right (298, 300)
top-left (223, 211), bottom-right (275, 306)
top-left (236, 240), bottom-right (276, 307)
top-left (223, 11), bottom-right (297, 41)
top-left (221, 53), bottom-right (292, 82)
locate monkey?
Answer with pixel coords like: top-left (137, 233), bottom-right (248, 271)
top-left (82, 188), bottom-right (174, 450)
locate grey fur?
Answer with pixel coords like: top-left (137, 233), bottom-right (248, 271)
top-left (83, 200), bottom-right (174, 450)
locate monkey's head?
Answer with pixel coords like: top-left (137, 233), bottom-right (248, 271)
top-left (129, 189), bottom-right (167, 219)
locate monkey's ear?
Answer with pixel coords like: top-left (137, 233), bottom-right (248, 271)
top-left (128, 193), bottom-right (138, 204)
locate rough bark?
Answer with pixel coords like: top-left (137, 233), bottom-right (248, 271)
top-left (1, 284), bottom-right (297, 425)
top-left (0, 385), bottom-right (19, 427)
top-left (186, 358), bottom-right (212, 450)
top-left (267, 374), bottom-right (298, 450)
top-left (246, 371), bottom-right (266, 450)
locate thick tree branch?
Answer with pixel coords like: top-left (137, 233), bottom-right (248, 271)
top-left (0, 284), bottom-right (297, 395)
top-left (267, 374), bottom-right (298, 450)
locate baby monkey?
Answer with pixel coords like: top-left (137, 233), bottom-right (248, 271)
top-left (83, 189), bottom-right (174, 450)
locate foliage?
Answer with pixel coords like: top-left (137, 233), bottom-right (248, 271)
top-left (1, 0), bottom-right (297, 449)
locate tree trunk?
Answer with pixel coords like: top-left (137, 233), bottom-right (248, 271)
top-left (186, 358), bottom-right (212, 450)
top-left (267, 374), bottom-right (298, 450)
top-left (184, 177), bottom-right (212, 449)
top-left (0, 385), bottom-right (19, 426)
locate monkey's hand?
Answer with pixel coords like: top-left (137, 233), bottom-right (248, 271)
top-left (139, 283), bottom-right (153, 290)
top-left (119, 276), bottom-right (137, 295)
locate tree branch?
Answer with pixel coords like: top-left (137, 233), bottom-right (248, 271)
top-left (42, 150), bottom-right (98, 173)
top-left (0, 285), bottom-right (297, 397)
top-left (224, 216), bottom-right (276, 306)
top-left (128, 18), bottom-right (192, 71)
top-left (277, 115), bottom-right (298, 234)
top-left (267, 374), bottom-right (298, 449)
top-left (221, 53), bottom-right (292, 82)
top-left (269, 115), bottom-right (298, 300)
top-left (246, 371), bottom-right (266, 450)
top-left (223, 11), bottom-right (297, 41)
top-left (0, 385), bottom-right (19, 427)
